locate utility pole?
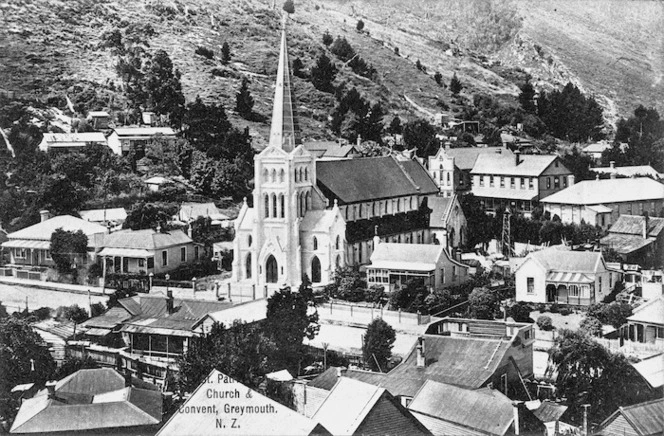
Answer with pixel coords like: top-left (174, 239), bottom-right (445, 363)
top-left (502, 207), bottom-right (512, 258)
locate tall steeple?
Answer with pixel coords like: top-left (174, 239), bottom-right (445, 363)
top-left (268, 16), bottom-right (301, 152)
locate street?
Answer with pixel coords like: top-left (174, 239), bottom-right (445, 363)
top-left (0, 283), bottom-right (109, 314)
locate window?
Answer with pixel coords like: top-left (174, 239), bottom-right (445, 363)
top-left (554, 176), bottom-right (560, 188)
top-left (335, 235), bottom-right (340, 250)
top-left (279, 194), bottom-right (285, 218)
top-left (271, 169), bottom-right (276, 183)
top-left (139, 258), bottom-right (145, 267)
top-left (180, 247), bottom-right (186, 262)
top-left (510, 177), bottom-right (515, 188)
top-left (384, 201), bottom-right (388, 214)
top-left (446, 172), bottom-right (451, 184)
top-left (500, 177), bottom-right (505, 188)
top-left (657, 327), bottom-right (664, 339)
top-left (263, 168), bottom-right (269, 182)
top-left (529, 177), bottom-right (534, 189)
top-left (479, 176), bottom-right (485, 187)
top-left (248, 235), bottom-right (253, 247)
top-left (598, 276), bottom-right (602, 292)
top-left (524, 329), bottom-right (531, 340)
top-left (555, 160), bottom-right (559, 167)
top-left (563, 176), bottom-right (568, 188)
top-left (279, 169), bottom-right (285, 183)
top-left (313, 237), bottom-right (318, 250)
top-left (147, 257), bottom-right (154, 269)
top-left (194, 246), bottom-right (199, 260)
top-left (569, 285), bottom-right (579, 297)
top-left (15, 248), bottom-right (26, 259)
top-left (441, 268), bottom-right (445, 284)
top-left (246, 253), bottom-right (252, 279)
top-left (295, 168), bottom-right (299, 182)
top-left (520, 177), bottom-right (525, 189)
top-left (527, 277), bottom-right (534, 294)
top-left (162, 250), bottom-right (168, 267)
top-left (627, 203), bottom-right (633, 215)
top-left (372, 202), bottom-right (376, 216)
top-left (358, 204), bottom-right (363, 219)
top-left (546, 177), bottom-right (551, 189)
top-left (45, 250), bottom-right (52, 260)
top-left (452, 265), bottom-right (457, 280)
top-left (272, 193), bottom-right (277, 218)
top-left (489, 176), bottom-right (494, 187)
top-left (304, 168), bottom-right (308, 181)
top-left (264, 194), bottom-right (270, 218)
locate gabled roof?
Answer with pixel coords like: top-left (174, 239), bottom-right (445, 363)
top-left (443, 147), bottom-right (513, 171)
top-left (41, 132), bottom-right (107, 146)
top-left (598, 398), bottom-right (664, 436)
top-left (5, 215), bottom-right (107, 243)
top-left (600, 233), bottom-right (654, 255)
top-left (268, 27), bottom-right (301, 152)
top-left (524, 247), bottom-right (604, 274)
top-left (628, 296), bottom-right (664, 326)
top-left (471, 152), bottom-right (560, 177)
top-left (157, 369), bottom-right (326, 436)
top-left (101, 229), bottom-right (192, 250)
top-left (607, 215), bottom-right (664, 237)
top-left (631, 353), bottom-right (664, 390)
top-left (300, 210), bottom-right (340, 232)
top-left (79, 208), bottom-right (127, 223)
top-left (540, 178), bottom-right (664, 205)
top-left (408, 380), bottom-right (515, 436)
top-left (370, 243), bottom-right (444, 271)
top-left (112, 127), bottom-right (176, 137)
top-left (583, 140), bottom-right (613, 154)
top-left (192, 298), bottom-right (268, 330)
top-left (303, 141), bottom-right (358, 159)
top-left (10, 368), bottom-right (161, 434)
top-left (428, 196), bottom-right (455, 228)
top-left (178, 202), bottom-right (229, 222)
top-left (32, 320), bottom-right (76, 340)
top-left (316, 156), bottom-right (438, 204)
top-left (592, 165), bottom-right (662, 178)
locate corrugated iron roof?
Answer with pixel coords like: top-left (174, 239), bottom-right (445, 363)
top-left (79, 208), bottom-right (127, 223)
top-left (6, 215), bottom-right (107, 243)
top-left (541, 178), bottom-right (664, 205)
top-left (608, 215), bottom-right (664, 237)
top-left (598, 398), bottom-right (664, 436)
top-left (628, 296), bottom-right (664, 326)
top-left (408, 380), bottom-right (514, 436)
top-left (471, 186), bottom-right (540, 201)
top-left (445, 147), bottom-right (513, 171)
top-left (631, 353), bottom-right (664, 389)
top-left (112, 127), bottom-right (176, 137)
top-left (428, 196), bottom-right (454, 228)
top-left (471, 153), bottom-right (559, 177)
top-left (529, 247), bottom-right (602, 274)
top-left (600, 233), bottom-right (654, 254)
top-left (42, 132), bottom-right (107, 144)
top-left (178, 202), bottom-right (229, 222)
top-left (101, 228), bottom-right (192, 250)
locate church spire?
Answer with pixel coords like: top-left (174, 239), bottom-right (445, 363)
top-left (268, 16), bottom-right (301, 151)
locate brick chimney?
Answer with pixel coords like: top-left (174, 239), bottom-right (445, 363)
top-left (416, 337), bottom-right (426, 368)
top-left (514, 150), bottom-right (521, 166)
top-left (568, 174), bottom-right (575, 186)
top-left (39, 210), bottom-right (51, 222)
top-left (373, 225), bottom-right (380, 249)
top-left (46, 381), bottom-right (57, 400)
top-left (610, 160), bottom-right (615, 169)
top-left (166, 289), bottom-right (174, 314)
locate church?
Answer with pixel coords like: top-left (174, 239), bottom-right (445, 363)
top-left (232, 23), bottom-right (439, 292)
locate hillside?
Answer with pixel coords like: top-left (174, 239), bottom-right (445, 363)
top-left (1, 0), bottom-right (660, 144)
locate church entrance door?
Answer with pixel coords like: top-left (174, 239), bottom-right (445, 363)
top-left (266, 255), bottom-right (278, 283)
top-left (311, 256), bottom-right (321, 283)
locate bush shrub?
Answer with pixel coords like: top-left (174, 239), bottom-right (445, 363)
top-left (195, 46), bottom-right (214, 59)
top-left (536, 315), bottom-right (554, 331)
top-left (580, 316), bottom-right (603, 337)
top-left (356, 20), bottom-right (364, 32)
top-left (559, 307), bottom-right (572, 316)
top-left (509, 302), bottom-right (533, 323)
top-left (549, 303), bottom-right (560, 313)
top-left (322, 31), bottom-right (333, 46)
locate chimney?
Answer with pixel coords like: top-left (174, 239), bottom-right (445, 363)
top-left (514, 150), bottom-right (521, 166)
top-left (39, 210), bottom-right (51, 222)
top-left (416, 337), bottom-right (426, 368)
top-left (610, 171), bottom-right (617, 179)
top-left (124, 369), bottom-right (132, 388)
top-left (187, 223), bottom-right (193, 239)
top-left (46, 381), bottom-right (57, 400)
top-left (512, 401), bottom-right (524, 435)
top-left (610, 160), bottom-right (615, 169)
top-left (166, 289), bottom-right (174, 314)
top-left (373, 225), bottom-right (380, 248)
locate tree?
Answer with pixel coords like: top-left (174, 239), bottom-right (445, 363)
top-left (322, 31), bottom-right (333, 46)
top-left (292, 57), bottom-right (306, 78)
top-left (363, 318), bottom-right (395, 372)
top-left (587, 302), bottom-right (632, 330)
top-left (0, 318), bottom-right (56, 420)
top-left (549, 329), bottom-right (652, 424)
top-left (559, 145), bottom-right (594, 181)
top-left (518, 77), bottom-right (537, 114)
top-left (389, 278), bottom-right (429, 313)
top-left (181, 97), bottom-right (232, 152)
top-left (221, 42), bottom-right (231, 64)
top-left (142, 50), bottom-right (186, 127)
top-left (330, 37), bottom-right (356, 62)
top-left (434, 72), bottom-right (443, 86)
top-left (282, 0), bottom-right (295, 14)
top-left (356, 19), bottom-right (365, 32)
top-left (450, 73), bottom-right (463, 95)
top-left (264, 283), bottom-right (319, 374)
top-left (310, 53), bottom-right (337, 93)
top-left (144, 135), bottom-right (186, 176)
top-left (579, 316), bottom-right (603, 337)
top-left (388, 116), bottom-right (402, 135)
top-left (55, 305), bottom-right (89, 324)
top-left (54, 356), bottom-right (99, 379)
top-left (235, 77), bottom-right (255, 118)
top-left (330, 88), bottom-right (384, 144)
top-left (326, 266), bottom-right (367, 301)
top-left (611, 106), bottom-right (664, 172)
top-left (537, 82), bottom-right (604, 142)
top-left (402, 119), bottom-right (437, 157)
top-left (509, 302), bottom-right (533, 323)
top-left (467, 287), bottom-right (497, 320)
top-left (415, 60), bottom-right (424, 72)
top-left (50, 229), bottom-right (88, 275)
top-left (123, 202), bottom-right (178, 230)
top-left (460, 194), bottom-right (493, 249)
top-left (178, 321), bottom-right (275, 393)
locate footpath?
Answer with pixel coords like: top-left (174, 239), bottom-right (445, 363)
top-left (0, 276), bottom-right (108, 295)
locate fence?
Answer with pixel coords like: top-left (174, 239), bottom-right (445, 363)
top-left (595, 338), bottom-right (663, 357)
top-left (318, 301), bottom-right (431, 326)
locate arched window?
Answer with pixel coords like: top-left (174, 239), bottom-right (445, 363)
top-left (335, 235), bottom-right (340, 250)
top-left (295, 168), bottom-right (299, 183)
top-left (245, 253), bottom-right (252, 279)
top-left (409, 197), bottom-right (413, 210)
top-left (446, 172), bottom-right (451, 184)
top-left (263, 168), bottom-right (269, 182)
top-left (397, 199), bottom-right (401, 212)
top-left (358, 204), bottom-right (363, 219)
top-left (313, 237), bottom-right (318, 250)
top-left (384, 201), bottom-right (388, 214)
top-left (304, 167), bottom-right (309, 181)
top-left (298, 168), bottom-right (303, 182)
top-left (336, 255), bottom-right (341, 269)
top-left (358, 244), bottom-right (362, 263)
top-left (264, 194), bottom-right (269, 218)
top-left (311, 256), bottom-right (321, 283)
top-left (372, 202), bottom-right (376, 216)
top-left (279, 169), bottom-right (285, 183)
top-left (266, 255), bottom-right (278, 283)
top-left (279, 194), bottom-right (285, 218)
top-left (272, 193), bottom-right (277, 218)
top-left (248, 235), bottom-right (252, 247)
top-left (271, 169), bottom-right (277, 183)
top-left (305, 192), bottom-right (311, 212)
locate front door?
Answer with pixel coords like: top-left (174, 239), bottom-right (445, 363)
top-left (266, 255), bottom-right (278, 284)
